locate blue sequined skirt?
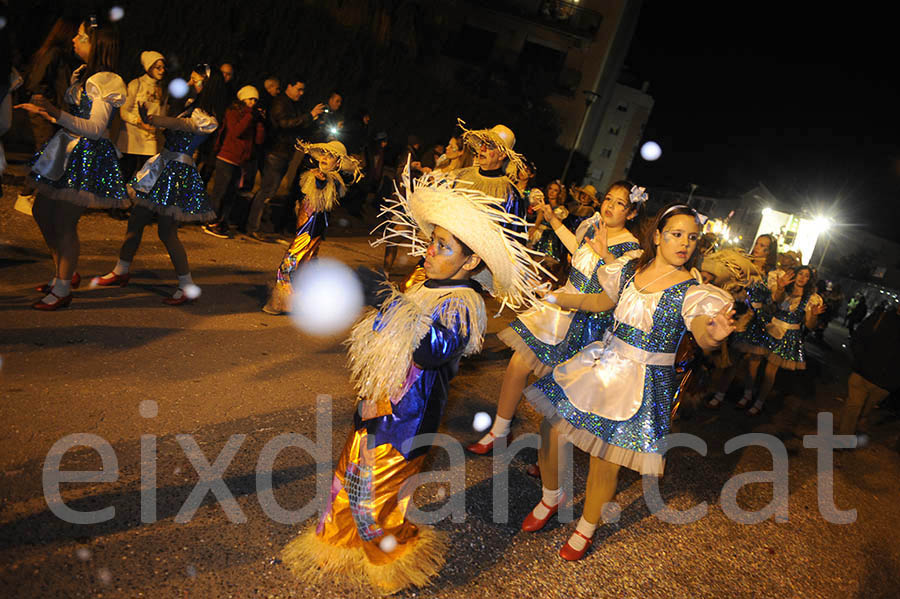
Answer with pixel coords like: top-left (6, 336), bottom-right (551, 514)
top-left (130, 161), bottom-right (215, 222)
top-left (731, 312), bottom-right (770, 355)
top-left (30, 138), bottom-right (129, 208)
top-left (532, 229), bottom-right (564, 262)
top-left (524, 364), bottom-right (676, 476)
top-left (498, 310), bottom-right (613, 377)
top-left (766, 328), bottom-right (807, 370)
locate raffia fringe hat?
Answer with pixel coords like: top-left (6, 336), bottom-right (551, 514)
top-left (375, 163), bottom-right (550, 312)
top-left (457, 118), bottom-right (528, 179)
top-left (295, 140), bottom-right (363, 184)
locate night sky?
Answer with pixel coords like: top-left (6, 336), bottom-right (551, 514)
top-left (624, 3), bottom-right (898, 238)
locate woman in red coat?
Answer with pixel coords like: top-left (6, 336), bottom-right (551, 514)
top-left (202, 85), bottom-right (265, 238)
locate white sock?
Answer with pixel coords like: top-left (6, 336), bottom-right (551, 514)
top-left (172, 273), bottom-right (194, 299)
top-left (42, 280), bottom-right (71, 304)
top-left (530, 486), bottom-right (562, 520)
top-left (742, 388), bottom-right (753, 401)
top-left (48, 276), bottom-right (59, 288)
top-left (113, 259), bottom-right (130, 276)
top-left (567, 516), bottom-right (598, 551)
top-left (713, 391), bottom-right (725, 402)
top-left (478, 415), bottom-right (511, 445)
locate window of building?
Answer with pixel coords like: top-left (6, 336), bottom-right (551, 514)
top-left (601, 148), bottom-right (612, 158)
top-left (617, 104), bottom-right (628, 112)
top-left (608, 125), bottom-right (620, 135)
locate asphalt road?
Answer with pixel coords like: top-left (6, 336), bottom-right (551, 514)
top-left (2, 181), bottom-right (899, 599)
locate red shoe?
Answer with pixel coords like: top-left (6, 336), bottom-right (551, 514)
top-left (466, 431), bottom-right (501, 455)
top-left (163, 293), bottom-right (194, 306)
top-left (521, 492), bottom-right (566, 532)
top-left (31, 291), bottom-right (72, 311)
top-left (35, 272), bottom-right (81, 294)
top-left (95, 272), bottom-right (130, 287)
top-left (559, 529), bottom-right (593, 561)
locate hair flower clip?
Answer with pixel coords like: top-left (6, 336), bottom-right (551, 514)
top-left (88, 14), bottom-right (99, 28)
top-left (629, 185), bottom-right (648, 204)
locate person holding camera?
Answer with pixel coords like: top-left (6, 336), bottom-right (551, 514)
top-left (245, 75), bottom-right (325, 241)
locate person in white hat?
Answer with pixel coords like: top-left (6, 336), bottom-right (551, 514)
top-left (116, 50), bottom-right (167, 180)
top-left (281, 167), bottom-right (546, 595)
top-left (262, 140), bottom-right (362, 314)
top-left (201, 85), bottom-right (265, 239)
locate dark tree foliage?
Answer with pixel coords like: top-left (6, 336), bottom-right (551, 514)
top-left (13, 0), bottom-right (587, 183)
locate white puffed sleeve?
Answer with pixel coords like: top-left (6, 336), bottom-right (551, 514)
top-left (681, 284), bottom-right (733, 328)
top-left (189, 108), bottom-right (218, 134)
top-left (85, 72), bottom-right (127, 107)
top-left (56, 72), bottom-right (126, 139)
top-left (596, 256), bottom-right (634, 303)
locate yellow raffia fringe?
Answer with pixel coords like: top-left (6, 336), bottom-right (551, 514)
top-left (346, 283), bottom-right (486, 411)
top-left (281, 526), bottom-right (448, 596)
top-left (299, 169), bottom-right (345, 213)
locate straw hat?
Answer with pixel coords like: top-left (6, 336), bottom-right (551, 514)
top-left (457, 118), bottom-right (527, 178)
top-left (295, 140), bottom-right (363, 183)
top-left (700, 249), bottom-right (761, 293)
top-left (376, 165), bottom-right (550, 311)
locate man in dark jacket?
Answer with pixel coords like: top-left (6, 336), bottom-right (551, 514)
top-left (245, 75), bottom-right (325, 241)
top-left (839, 304), bottom-right (900, 438)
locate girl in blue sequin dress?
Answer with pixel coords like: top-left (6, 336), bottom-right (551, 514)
top-left (467, 181), bottom-right (645, 455)
top-left (17, 18), bottom-right (126, 310)
top-left (747, 265), bottom-right (825, 415)
top-left (95, 69), bottom-right (228, 305)
top-left (519, 205), bottom-right (735, 561)
top-left (706, 234), bottom-right (781, 409)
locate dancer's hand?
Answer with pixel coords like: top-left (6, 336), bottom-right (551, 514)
top-left (707, 305), bottom-right (737, 343)
top-left (777, 270), bottom-right (795, 289)
top-left (137, 102), bottom-right (152, 124)
top-left (314, 168), bottom-right (326, 180)
top-left (811, 302), bottom-right (826, 316)
top-left (534, 201), bottom-right (554, 221)
top-left (585, 219), bottom-right (609, 257)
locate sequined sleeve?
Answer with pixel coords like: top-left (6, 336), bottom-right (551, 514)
top-left (681, 284), bottom-right (734, 328)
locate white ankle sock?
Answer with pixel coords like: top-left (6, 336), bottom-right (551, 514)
top-left (172, 273), bottom-right (196, 299)
top-left (742, 388), bottom-right (753, 400)
top-left (42, 280), bottom-right (71, 304)
top-left (478, 415), bottom-right (512, 445)
top-left (714, 391), bottom-right (725, 401)
top-left (112, 259), bottom-right (130, 276)
top-left (567, 516), bottom-right (598, 551)
top-left (531, 486), bottom-right (562, 520)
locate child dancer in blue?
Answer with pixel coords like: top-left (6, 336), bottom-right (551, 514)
top-left (467, 182), bottom-right (645, 454)
top-left (521, 205), bottom-right (735, 560)
top-left (18, 17), bottom-right (126, 310)
top-left (95, 68), bottom-right (228, 304)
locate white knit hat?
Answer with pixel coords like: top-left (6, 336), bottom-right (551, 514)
top-left (376, 164), bottom-right (550, 312)
top-left (237, 85), bottom-right (259, 101)
top-left (140, 51), bottom-right (165, 73)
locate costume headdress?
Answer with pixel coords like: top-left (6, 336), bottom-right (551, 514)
top-left (295, 140), bottom-right (363, 184)
top-left (699, 248), bottom-right (761, 294)
top-left (457, 118), bottom-right (528, 180)
top-left (375, 164), bottom-right (550, 313)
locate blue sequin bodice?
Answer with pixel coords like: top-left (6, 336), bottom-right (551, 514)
top-left (567, 236), bottom-right (640, 294)
top-left (611, 261), bottom-right (698, 355)
top-left (774, 293), bottom-right (810, 325)
top-left (163, 129), bottom-right (208, 155)
top-left (69, 88), bottom-right (92, 119)
top-left (744, 280), bottom-right (771, 307)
